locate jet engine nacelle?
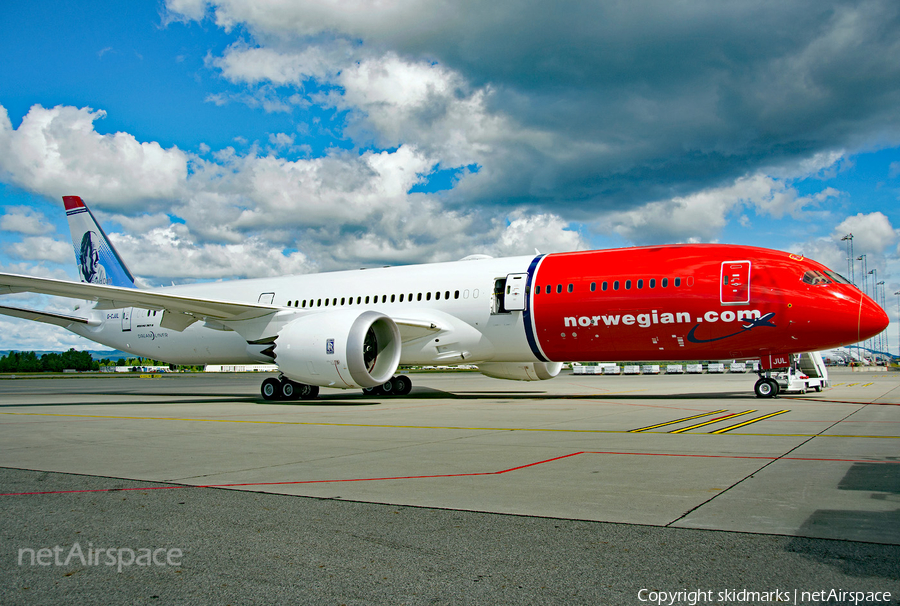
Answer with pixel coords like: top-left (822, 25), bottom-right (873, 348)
top-left (274, 310), bottom-right (401, 389)
top-left (477, 361), bottom-right (563, 381)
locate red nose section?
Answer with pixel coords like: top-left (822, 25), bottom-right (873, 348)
top-left (858, 294), bottom-right (889, 342)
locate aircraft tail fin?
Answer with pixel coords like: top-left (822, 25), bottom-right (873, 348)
top-left (63, 196), bottom-right (136, 288)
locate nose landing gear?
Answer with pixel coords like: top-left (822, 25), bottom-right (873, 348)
top-left (754, 374), bottom-right (780, 398)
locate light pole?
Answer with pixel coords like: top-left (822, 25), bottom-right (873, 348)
top-left (869, 269), bottom-right (878, 360)
top-left (858, 255), bottom-right (868, 361)
top-left (895, 290), bottom-right (900, 364)
top-left (875, 280), bottom-right (891, 365)
top-left (841, 234), bottom-right (854, 284)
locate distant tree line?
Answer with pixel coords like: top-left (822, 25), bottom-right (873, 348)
top-left (0, 349), bottom-right (99, 373)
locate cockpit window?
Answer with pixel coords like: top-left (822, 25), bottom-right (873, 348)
top-left (823, 269), bottom-right (852, 285)
top-left (802, 270), bottom-right (832, 286)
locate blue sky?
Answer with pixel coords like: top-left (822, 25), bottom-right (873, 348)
top-left (1, 0), bottom-right (899, 353)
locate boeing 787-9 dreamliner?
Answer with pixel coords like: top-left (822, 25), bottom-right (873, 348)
top-left (0, 196), bottom-right (888, 400)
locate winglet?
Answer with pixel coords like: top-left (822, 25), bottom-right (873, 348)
top-left (63, 196), bottom-right (136, 288)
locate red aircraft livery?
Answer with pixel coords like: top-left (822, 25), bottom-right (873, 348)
top-left (526, 245), bottom-right (886, 364)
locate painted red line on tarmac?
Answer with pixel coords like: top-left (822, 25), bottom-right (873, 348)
top-left (2, 452), bottom-right (897, 497)
top-left (198, 452), bottom-right (587, 489)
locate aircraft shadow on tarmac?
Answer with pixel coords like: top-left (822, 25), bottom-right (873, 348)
top-left (788, 459), bottom-right (900, 560)
top-left (0, 386), bottom-right (764, 408)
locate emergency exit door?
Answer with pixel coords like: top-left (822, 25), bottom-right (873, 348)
top-left (720, 261), bottom-right (751, 304)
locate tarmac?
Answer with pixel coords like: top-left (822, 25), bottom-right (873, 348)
top-left (1, 368), bottom-right (898, 605)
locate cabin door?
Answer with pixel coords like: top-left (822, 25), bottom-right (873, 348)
top-left (720, 261), bottom-right (751, 305)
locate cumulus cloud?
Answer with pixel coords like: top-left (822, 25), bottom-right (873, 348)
top-left (834, 212), bottom-right (899, 256)
top-left (0, 102), bottom-right (586, 281)
top-left (4, 237), bottom-right (72, 264)
top-left (0, 105), bottom-right (188, 208)
top-left (169, 0), bottom-right (900, 214)
top-left (793, 211), bottom-right (899, 278)
top-left (598, 172), bottom-right (842, 245)
top-left (0, 206), bottom-right (53, 235)
top-left (109, 224), bottom-right (313, 281)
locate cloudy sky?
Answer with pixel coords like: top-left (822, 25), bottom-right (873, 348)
top-left (1, 0), bottom-right (898, 353)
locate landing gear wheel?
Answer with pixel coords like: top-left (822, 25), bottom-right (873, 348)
top-left (261, 377), bottom-right (280, 401)
top-left (280, 380), bottom-right (298, 400)
top-left (754, 378), bottom-right (779, 398)
top-left (362, 385), bottom-right (382, 396)
top-left (392, 375), bottom-right (412, 396)
top-left (297, 384), bottom-right (319, 400)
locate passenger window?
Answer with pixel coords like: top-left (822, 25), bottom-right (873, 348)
top-left (590, 282), bottom-right (596, 292)
top-left (418, 293), bottom-right (422, 301)
top-left (426, 292), bottom-right (432, 301)
top-left (602, 282), bottom-right (608, 291)
top-left (674, 278), bottom-right (681, 287)
top-left (445, 291), bottom-right (450, 299)
top-left (557, 284), bottom-right (562, 293)
top-left (625, 280), bottom-right (631, 289)
top-left (341, 297), bottom-right (346, 305)
top-left (365, 296), bottom-right (370, 304)
top-left (662, 278), bottom-right (668, 288)
top-left (613, 281), bottom-right (619, 290)
top-left (637, 279), bottom-right (643, 289)
top-left (399, 294), bottom-right (404, 302)
top-left (436, 291), bottom-right (441, 300)
top-left (455, 290), bottom-right (460, 299)
top-left (649, 279), bottom-right (655, 289)
top-left (567, 284), bottom-right (573, 293)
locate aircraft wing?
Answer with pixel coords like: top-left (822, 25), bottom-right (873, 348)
top-left (0, 304), bottom-right (90, 328)
top-left (0, 272), bottom-right (278, 332)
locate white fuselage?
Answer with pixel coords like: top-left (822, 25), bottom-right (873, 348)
top-left (69, 256), bottom-right (537, 366)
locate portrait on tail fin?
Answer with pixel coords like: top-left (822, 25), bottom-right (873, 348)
top-left (63, 196), bottom-right (136, 289)
top-left (78, 230), bottom-right (108, 284)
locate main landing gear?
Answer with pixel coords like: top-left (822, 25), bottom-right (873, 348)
top-left (261, 376), bottom-right (319, 401)
top-left (753, 372), bottom-right (780, 398)
top-left (362, 375), bottom-right (412, 397)
top-left (260, 375), bottom-right (413, 400)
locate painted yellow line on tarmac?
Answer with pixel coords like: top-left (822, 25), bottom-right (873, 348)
top-left (629, 409), bottom-right (727, 433)
top-left (2, 411), bottom-right (898, 439)
top-left (709, 410), bottom-right (790, 434)
top-left (0, 411), bottom-right (623, 434)
top-left (669, 410), bottom-right (755, 433)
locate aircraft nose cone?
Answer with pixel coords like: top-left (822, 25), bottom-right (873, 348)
top-left (858, 294), bottom-right (889, 342)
